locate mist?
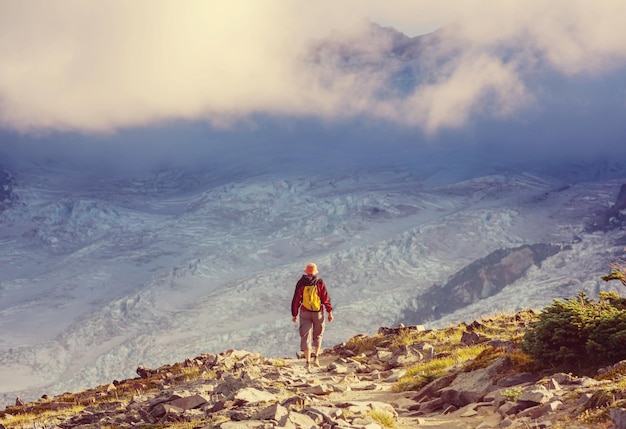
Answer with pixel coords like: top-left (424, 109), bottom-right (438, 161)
top-left (1, 1), bottom-right (626, 177)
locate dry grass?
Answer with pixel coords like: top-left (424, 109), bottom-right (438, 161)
top-left (0, 358), bottom-right (219, 428)
top-left (345, 333), bottom-right (386, 354)
top-left (271, 358), bottom-right (288, 367)
top-left (509, 349), bottom-right (542, 373)
top-left (388, 310), bottom-right (540, 393)
top-left (0, 404), bottom-right (86, 428)
top-left (393, 344), bottom-right (487, 392)
top-left (367, 409), bottom-right (396, 428)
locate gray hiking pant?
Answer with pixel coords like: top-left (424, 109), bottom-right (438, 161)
top-left (299, 309), bottom-right (325, 352)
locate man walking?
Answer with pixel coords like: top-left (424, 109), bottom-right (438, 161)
top-left (291, 263), bottom-right (333, 367)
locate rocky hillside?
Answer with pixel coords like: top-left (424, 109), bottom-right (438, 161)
top-left (403, 243), bottom-right (566, 324)
top-left (3, 310), bottom-right (626, 429)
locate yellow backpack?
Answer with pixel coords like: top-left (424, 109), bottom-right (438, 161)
top-left (302, 281), bottom-right (321, 311)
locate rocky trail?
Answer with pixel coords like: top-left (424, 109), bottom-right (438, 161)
top-left (3, 317), bottom-right (626, 428)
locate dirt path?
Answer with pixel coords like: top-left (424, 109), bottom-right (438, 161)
top-left (288, 354), bottom-right (501, 429)
top-left (292, 356), bottom-right (422, 428)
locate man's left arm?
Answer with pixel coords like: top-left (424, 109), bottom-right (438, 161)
top-left (319, 281), bottom-right (333, 322)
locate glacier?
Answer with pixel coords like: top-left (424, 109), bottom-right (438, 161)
top-left (1, 158), bottom-right (625, 405)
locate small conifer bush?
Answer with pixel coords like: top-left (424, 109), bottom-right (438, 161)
top-left (521, 291), bottom-right (626, 372)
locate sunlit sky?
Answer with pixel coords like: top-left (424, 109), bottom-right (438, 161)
top-left (1, 0), bottom-right (626, 174)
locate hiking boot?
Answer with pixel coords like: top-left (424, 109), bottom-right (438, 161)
top-left (313, 359), bottom-right (320, 367)
top-left (305, 361), bottom-right (311, 369)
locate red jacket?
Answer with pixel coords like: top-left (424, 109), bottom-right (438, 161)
top-left (291, 274), bottom-right (333, 316)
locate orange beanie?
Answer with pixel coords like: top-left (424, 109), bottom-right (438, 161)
top-left (304, 263), bottom-right (318, 275)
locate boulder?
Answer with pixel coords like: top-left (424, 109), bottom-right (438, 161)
top-left (168, 394), bottom-right (209, 410)
top-left (517, 386), bottom-right (554, 405)
top-left (517, 400), bottom-right (563, 420)
top-left (389, 345), bottom-right (423, 367)
top-left (496, 372), bottom-right (540, 388)
top-left (439, 357), bottom-right (511, 407)
top-left (413, 373), bottom-right (457, 402)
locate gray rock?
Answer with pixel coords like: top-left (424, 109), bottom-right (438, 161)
top-left (376, 349), bottom-right (393, 361)
top-left (517, 400), bottom-right (563, 419)
top-left (234, 388), bottom-right (278, 404)
top-left (495, 372), bottom-right (540, 387)
top-left (147, 392), bottom-right (186, 411)
top-left (439, 357), bottom-right (511, 406)
top-left (498, 400), bottom-right (534, 416)
top-left (545, 378), bottom-right (562, 391)
top-left (389, 344), bottom-right (423, 367)
top-left (149, 403), bottom-right (184, 419)
top-left (168, 394), bottom-right (209, 410)
top-left (455, 402), bottom-right (479, 417)
top-left (578, 377), bottom-right (600, 388)
top-left (499, 416), bottom-right (514, 427)
top-left (383, 368), bottom-right (407, 382)
top-left (136, 365), bottom-right (155, 379)
top-left (378, 324), bottom-right (425, 335)
top-left (306, 405), bottom-right (343, 424)
top-left (410, 397), bottom-right (443, 413)
top-left (413, 373), bottom-right (457, 402)
top-left (598, 359), bottom-right (626, 375)
top-left (461, 330), bottom-right (481, 346)
top-left (550, 372), bottom-right (577, 385)
top-left (216, 374), bottom-right (246, 396)
top-left (220, 420), bottom-right (271, 429)
top-left (486, 339), bottom-right (515, 351)
top-left (183, 408), bottom-right (205, 420)
top-left (613, 408), bottom-right (626, 429)
top-left (254, 403), bottom-right (289, 421)
top-left (337, 400), bottom-right (397, 418)
top-left (517, 386), bottom-right (554, 405)
top-left (575, 392), bottom-right (593, 406)
top-left (279, 410), bottom-right (318, 428)
top-left (303, 384), bottom-right (334, 395)
top-left (328, 362), bottom-right (350, 374)
top-left (420, 342), bottom-right (435, 357)
top-left (475, 413), bottom-right (502, 428)
top-left (331, 383), bottom-right (351, 393)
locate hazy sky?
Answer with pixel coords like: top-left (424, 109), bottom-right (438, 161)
top-left (1, 1), bottom-right (626, 174)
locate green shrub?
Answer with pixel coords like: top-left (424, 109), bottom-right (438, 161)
top-left (501, 386), bottom-right (523, 401)
top-left (521, 292), bottom-right (626, 373)
top-left (598, 290), bottom-right (626, 310)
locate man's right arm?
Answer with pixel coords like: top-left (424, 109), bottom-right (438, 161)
top-left (291, 284), bottom-right (302, 319)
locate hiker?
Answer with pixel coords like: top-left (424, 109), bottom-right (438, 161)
top-left (291, 263), bottom-right (333, 367)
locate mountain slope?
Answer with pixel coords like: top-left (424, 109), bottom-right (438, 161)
top-left (2, 310), bottom-right (623, 429)
top-left (1, 160), bottom-right (626, 405)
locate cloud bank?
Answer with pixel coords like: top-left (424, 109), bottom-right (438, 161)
top-left (0, 0), bottom-right (625, 134)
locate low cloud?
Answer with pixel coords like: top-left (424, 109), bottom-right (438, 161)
top-left (0, 0), bottom-right (625, 134)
